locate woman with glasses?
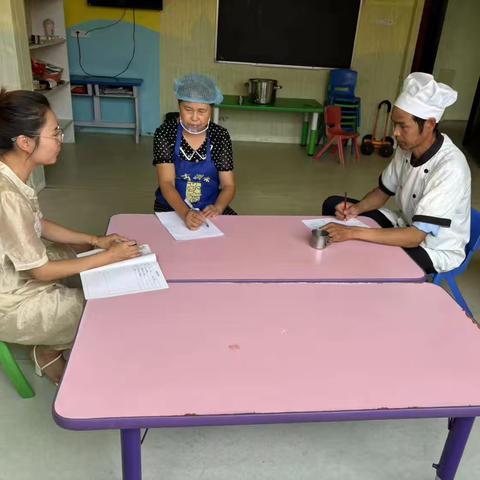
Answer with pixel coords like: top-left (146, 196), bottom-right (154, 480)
top-left (0, 89), bottom-right (140, 385)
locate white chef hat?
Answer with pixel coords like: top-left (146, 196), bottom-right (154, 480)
top-left (394, 72), bottom-right (457, 121)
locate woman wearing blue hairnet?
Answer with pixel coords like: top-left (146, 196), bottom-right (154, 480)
top-left (153, 74), bottom-right (236, 229)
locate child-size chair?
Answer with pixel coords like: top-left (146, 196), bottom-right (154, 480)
top-left (328, 69), bottom-right (358, 102)
top-left (314, 105), bottom-right (360, 167)
top-left (0, 341), bottom-right (35, 398)
top-left (433, 208), bottom-right (480, 319)
top-left (327, 69), bottom-right (361, 132)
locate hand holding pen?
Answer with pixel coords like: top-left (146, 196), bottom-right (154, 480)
top-left (184, 199), bottom-right (210, 230)
top-left (335, 192), bottom-right (360, 221)
top-left (334, 191), bottom-right (350, 220)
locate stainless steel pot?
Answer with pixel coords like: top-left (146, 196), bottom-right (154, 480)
top-left (245, 78), bottom-right (282, 105)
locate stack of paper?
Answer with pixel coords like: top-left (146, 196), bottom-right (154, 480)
top-left (78, 244), bottom-right (168, 299)
top-left (155, 211), bottom-right (224, 241)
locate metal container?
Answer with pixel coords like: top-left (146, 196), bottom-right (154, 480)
top-left (245, 78), bottom-right (282, 105)
top-left (309, 228), bottom-right (330, 250)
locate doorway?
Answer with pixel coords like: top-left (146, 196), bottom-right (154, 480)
top-left (411, 0), bottom-right (449, 73)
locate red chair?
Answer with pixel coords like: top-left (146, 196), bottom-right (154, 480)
top-left (314, 105), bottom-right (360, 166)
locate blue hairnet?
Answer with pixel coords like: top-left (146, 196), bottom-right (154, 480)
top-left (174, 74), bottom-right (223, 104)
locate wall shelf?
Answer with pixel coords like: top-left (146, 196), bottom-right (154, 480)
top-left (29, 37), bottom-right (66, 50)
top-left (24, 0), bottom-right (75, 192)
top-left (25, 0), bottom-right (74, 144)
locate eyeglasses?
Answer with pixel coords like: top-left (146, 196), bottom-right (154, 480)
top-left (11, 126), bottom-right (65, 144)
top-left (47, 127), bottom-right (65, 143)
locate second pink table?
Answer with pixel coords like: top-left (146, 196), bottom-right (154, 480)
top-left (54, 283), bottom-right (479, 480)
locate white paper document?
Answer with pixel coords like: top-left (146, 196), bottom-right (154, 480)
top-left (78, 244), bottom-right (168, 299)
top-left (302, 217), bottom-right (371, 230)
top-left (155, 211), bottom-right (224, 241)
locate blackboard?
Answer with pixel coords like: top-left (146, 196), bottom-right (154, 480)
top-left (215, 0), bottom-right (361, 69)
top-left (87, 0), bottom-right (162, 10)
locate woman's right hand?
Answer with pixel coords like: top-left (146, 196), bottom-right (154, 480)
top-left (106, 240), bottom-right (141, 262)
top-left (29, 240), bottom-right (141, 283)
top-left (185, 209), bottom-right (207, 230)
top-left (335, 202), bottom-right (361, 221)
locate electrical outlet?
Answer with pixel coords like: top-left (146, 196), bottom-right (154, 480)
top-left (71, 30), bottom-right (90, 38)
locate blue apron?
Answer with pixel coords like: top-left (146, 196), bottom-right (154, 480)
top-left (155, 124), bottom-right (220, 211)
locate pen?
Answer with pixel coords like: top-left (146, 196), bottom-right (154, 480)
top-left (184, 199), bottom-right (210, 228)
top-left (344, 191), bottom-right (348, 220)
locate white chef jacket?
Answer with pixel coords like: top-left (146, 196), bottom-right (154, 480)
top-left (379, 132), bottom-right (471, 273)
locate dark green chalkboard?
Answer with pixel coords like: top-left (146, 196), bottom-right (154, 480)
top-left (216, 0), bottom-right (361, 69)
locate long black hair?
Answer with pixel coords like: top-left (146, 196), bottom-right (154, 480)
top-left (0, 89), bottom-right (50, 154)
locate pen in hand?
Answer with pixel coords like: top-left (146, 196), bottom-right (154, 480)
top-left (184, 199), bottom-right (210, 228)
top-left (343, 191), bottom-right (348, 220)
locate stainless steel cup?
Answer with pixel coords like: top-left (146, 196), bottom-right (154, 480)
top-left (310, 228), bottom-right (330, 250)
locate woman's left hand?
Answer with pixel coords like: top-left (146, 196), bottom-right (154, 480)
top-left (93, 233), bottom-right (131, 249)
top-left (202, 205), bottom-right (223, 218)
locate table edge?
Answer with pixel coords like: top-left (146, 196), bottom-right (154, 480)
top-left (53, 405), bottom-right (480, 431)
top-left (167, 277), bottom-right (426, 283)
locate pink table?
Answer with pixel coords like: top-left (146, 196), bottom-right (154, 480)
top-left (107, 214), bottom-right (425, 283)
top-left (54, 283), bottom-right (480, 480)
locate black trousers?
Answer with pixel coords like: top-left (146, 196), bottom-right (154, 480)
top-left (322, 195), bottom-right (436, 274)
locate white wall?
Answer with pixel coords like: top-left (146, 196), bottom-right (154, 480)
top-left (0, 0), bottom-right (33, 90)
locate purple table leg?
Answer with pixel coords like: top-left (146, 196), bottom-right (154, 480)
top-left (121, 429), bottom-right (142, 480)
top-left (433, 417), bottom-right (475, 480)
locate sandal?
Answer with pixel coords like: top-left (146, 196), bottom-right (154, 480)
top-left (31, 346), bottom-right (64, 386)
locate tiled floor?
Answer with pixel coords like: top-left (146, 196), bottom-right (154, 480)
top-left (1, 124), bottom-right (479, 479)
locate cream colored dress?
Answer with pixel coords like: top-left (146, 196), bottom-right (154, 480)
top-left (0, 162), bottom-right (84, 350)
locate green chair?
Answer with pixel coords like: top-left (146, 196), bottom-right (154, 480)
top-left (0, 341), bottom-right (35, 398)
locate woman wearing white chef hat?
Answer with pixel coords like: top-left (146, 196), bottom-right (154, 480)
top-left (322, 72), bottom-right (471, 274)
